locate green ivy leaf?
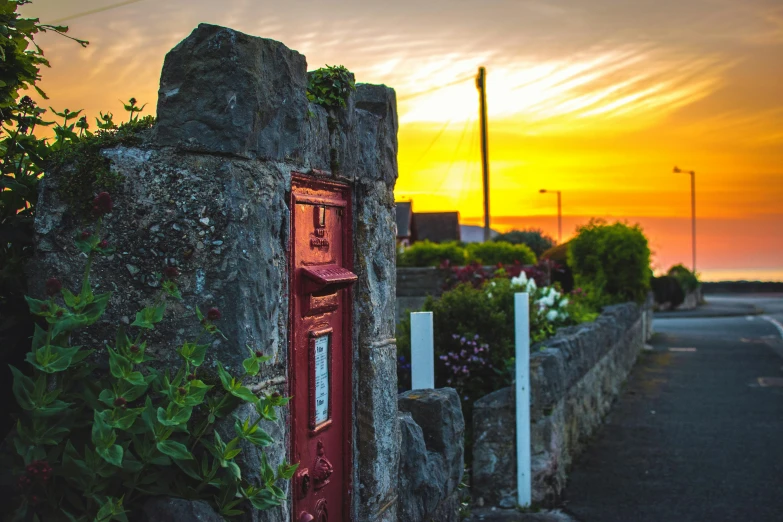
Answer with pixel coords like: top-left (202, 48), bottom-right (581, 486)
top-left (182, 380), bottom-right (211, 407)
top-left (96, 443), bottom-right (123, 468)
top-left (162, 280), bottom-right (182, 300)
top-left (278, 460), bottom-right (299, 480)
top-left (107, 347), bottom-right (132, 379)
top-left (230, 384), bottom-right (257, 404)
top-left (216, 362), bottom-right (233, 392)
top-left (31, 324), bottom-right (47, 350)
top-left (106, 408), bottom-right (142, 430)
top-left (26, 344), bottom-right (83, 373)
top-left (248, 427), bottom-right (274, 447)
top-left (156, 440), bottom-right (193, 461)
top-left (242, 356), bottom-right (260, 376)
top-left (177, 342), bottom-right (208, 367)
top-left (156, 404), bottom-right (193, 427)
top-left (131, 303), bottom-right (165, 329)
top-left (92, 412), bottom-right (114, 442)
top-left (10, 365), bottom-right (34, 410)
top-left (25, 296), bottom-right (53, 316)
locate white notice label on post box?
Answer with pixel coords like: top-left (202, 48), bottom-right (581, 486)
top-left (314, 335), bottom-right (329, 425)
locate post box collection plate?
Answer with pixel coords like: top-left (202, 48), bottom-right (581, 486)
top-left (289, 175), bottom-right (354, 522)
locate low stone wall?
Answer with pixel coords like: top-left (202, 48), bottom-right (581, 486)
top-left (397, 388), bottom-right (465, 522)
top-left (702, 281), bottom-right (783, 294)
top-left (396, 267), bottom-right (445, 322)
top-left (472, 302), bottom-right (648, 507)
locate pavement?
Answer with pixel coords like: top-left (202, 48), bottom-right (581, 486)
top-left (559, 294), bottom-right (783, 522)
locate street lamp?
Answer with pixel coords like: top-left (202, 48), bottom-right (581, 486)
top-left (673, 166), bottom-right (696, 272)
top-left (539, 189), bottom-right (562, 244)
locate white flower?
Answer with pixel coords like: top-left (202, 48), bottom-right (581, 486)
top-left (559, 311), bottom-right (569, 320)
top-left (526, 279), bottom-right (537, 293)
top-left (487, 292), bottom-right (493, 299)
top-left (546, 309), bottom-right (558, 321)
top-left (559, 297), bottom-right (569, 308)
top-left (511, 272), bottom-right (528, 288)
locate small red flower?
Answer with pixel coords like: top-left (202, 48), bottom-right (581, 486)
top-left (163, 266), bottom-right (179, 279)
top-left (92, 192), bottom-right (113, 216)
top-left (81, 230), bottom-right (91, 240)
top-left (45, 277), bottom-right (62, 296)
top-left (186, 373), bottom-right (196, 381)
top-left (54, 309), bottom-right (64, 318)
top-left (178, 386), bottom-right (187, 395)
top-left (113, 397), bottom-right (127, 408)
top-left (129, 344), bottom-right (139, 353)
top-left (255, 350), bottom-right (263, 358)
top-left (207, 308), bottom-right (221, 321)
top-left (271, 392), bottom-right (281, 399)
top-left (98, 240), bottom-right (108, 249)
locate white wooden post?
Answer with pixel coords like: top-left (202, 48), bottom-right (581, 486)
top-left (514, 292), bottom-right (531, 507)
top-left (410, 311), bottom-right (434, 390)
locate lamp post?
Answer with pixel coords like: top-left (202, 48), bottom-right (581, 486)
top-left (539, 189), bottom-right (562, 244)
top-left (673, 166), bottom-right (696, 272)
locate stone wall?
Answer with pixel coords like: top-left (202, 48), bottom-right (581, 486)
top-left (472, 302), bottom-right (648, 507)
top-left (397, 388), bottom-right (465, 522)
top-left (29, 24), bottom-right (399, 522)
top-left (396, 267), bottom-right (445, 322)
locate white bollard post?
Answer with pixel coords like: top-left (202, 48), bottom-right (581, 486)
top-left (514, 292), bottom-right (531, 507)
top-left (410, 311), bottom-right (435, 390)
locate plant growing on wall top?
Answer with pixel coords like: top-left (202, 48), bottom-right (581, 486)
top-left (306, 65), bottom-right (356, 109)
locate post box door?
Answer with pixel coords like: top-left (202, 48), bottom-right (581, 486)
top-left (289, 176), bottom-right (354, 522)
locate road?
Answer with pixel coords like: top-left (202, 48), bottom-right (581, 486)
top-left (561, 294), bottom-right (783, 522)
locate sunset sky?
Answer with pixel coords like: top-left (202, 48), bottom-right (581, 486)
top-left (23, 0), bottom-right (783, 280)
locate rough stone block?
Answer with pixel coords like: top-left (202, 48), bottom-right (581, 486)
top-left (156, 24), bottom-right (310, 162)
top-left (142, 497), bottom-right (223, 521)
top-left (472, 387), bottom-right (516, 508)
top-left (398, 388), bottom-right (465, 496)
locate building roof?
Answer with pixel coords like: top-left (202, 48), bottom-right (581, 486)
top-left (413, 211), bottom-right (461, 243)
top-left (459, 225), bottom-right (500, 243)
top-left (396, 201), bottom-right (413, 237)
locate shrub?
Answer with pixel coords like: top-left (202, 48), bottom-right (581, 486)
top-left (397, 240), bottom-right (466, 267)
top-left (568, 220), bottom-right (652, 305)
top-left (540, 242), bottom-right (574, 292)
top-left (667, 264), bottom-right (700, 293)
top-left (651, 275), bottom-right (685, 308)
top-left (465, 241), bottom-right (536, 266)
top-left (493, 228), bottom-right (555, 257)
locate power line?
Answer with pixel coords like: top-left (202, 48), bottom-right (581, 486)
top-left (430, 116), bottom-right (475, 196)
top-left (51, 0), bottom-right (149, 24)
top-left (413, 118), bottom-right (453, 164)
top-left (397, 74), bottom-right (474, 102)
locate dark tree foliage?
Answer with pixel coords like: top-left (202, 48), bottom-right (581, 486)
top-left (493, 228), bottom-right (555, 257)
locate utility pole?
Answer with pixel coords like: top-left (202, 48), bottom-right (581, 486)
top-left (476, 67), bottom-right (491, 242)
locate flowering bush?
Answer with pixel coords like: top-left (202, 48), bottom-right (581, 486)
top-left (6, 194), bottom-right (296, 521)
top-left (438, 259), bottom-right (549, 292)
top-left (438, 334), bottom-right (493, 399)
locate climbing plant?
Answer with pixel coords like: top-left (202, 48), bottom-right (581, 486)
top-left (0, 0), bottom-right (88, 315)
top-left (8, 192), bottom-right (296, 521)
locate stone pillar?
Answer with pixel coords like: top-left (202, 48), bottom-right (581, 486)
top-left (29, 24), bottom-right (399, 522)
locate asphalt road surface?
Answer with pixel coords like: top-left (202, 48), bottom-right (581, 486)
top-left (561, 294), bottom-right (783, 522)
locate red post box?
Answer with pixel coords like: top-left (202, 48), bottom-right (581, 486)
top-left (289, 175), bottom-right (356, 522)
